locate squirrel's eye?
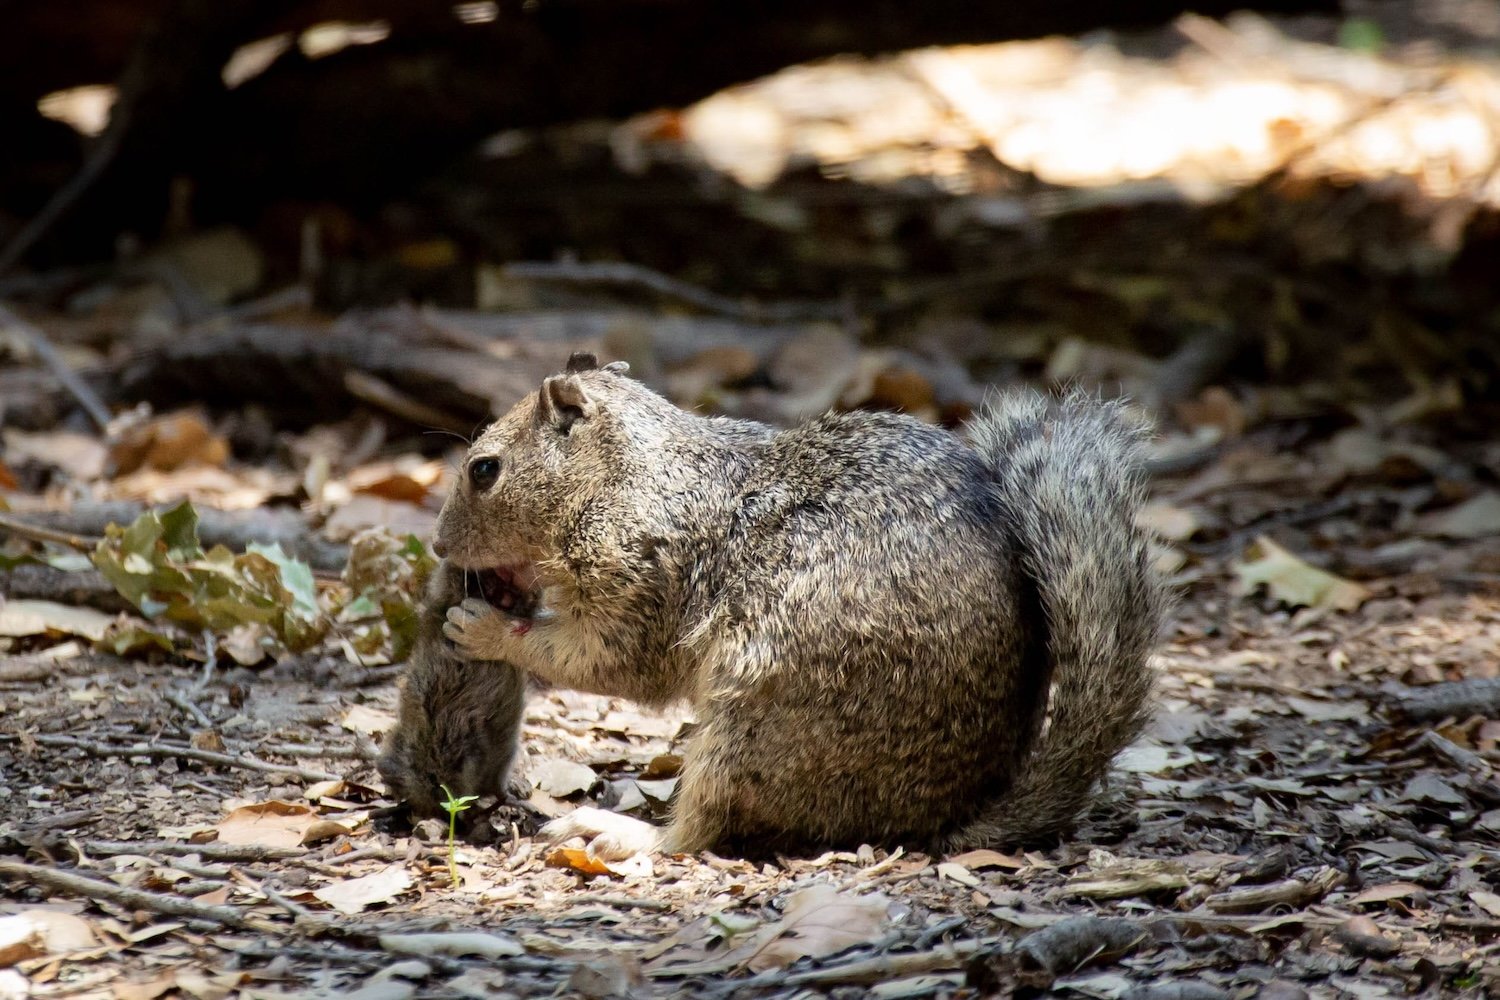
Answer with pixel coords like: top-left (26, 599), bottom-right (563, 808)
top-left (468, 457), bottom-right (501, 491)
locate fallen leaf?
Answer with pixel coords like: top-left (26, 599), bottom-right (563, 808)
top-left (214, 801), bottom-right (319, 849)
top-left (1351, 883), bottom-right (1425, 905)
top-left (341, 704), bottom-right (397, 737)
top-left (312, 864), bottom-right (412, 915)
top-left (109, 409), bottom-right (229, 475)
top-left (1470, 890), bottom-right (1500, 918)
top-left (936, 862), bottom-right (981, 887)
top-left (1135, 503), bottom-right (1201, 542)
top-left (946, 849), bottom-right (1023, 871)
top-left (1400, 773), bottom-right (1467, 807)
top-left (745, 885), bottom-right (894, 972)
top-left (0, 910), bottom-right (95, 966)
top-left (1422, 492), bottom-right (1500, 539)
top-left (300, 819), bottom-right (353, 846)
top-left (532, 758), bottom-right (598, 798)
top-left (112, 971), bottom-right (178, 1000)
top-left (1233, 536), bottom-right (1369, 612)
top-left (0, 600), bottom-right (116, 641)
top-left (568, 953), bottom-right (643, 999)
top-left (2, 429), bottom-right (107, 480)
top-left (546, 847), bottom-right (615, 877)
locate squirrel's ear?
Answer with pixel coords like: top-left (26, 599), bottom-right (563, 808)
top-left (565, 352), bottom-right (599, 374)
top-left (602, 360), bottom-right (630, 375)
top-left (538, 374), bottom-right (595, 432)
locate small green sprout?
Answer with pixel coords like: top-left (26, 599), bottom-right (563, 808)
top-left (438, 784), bottom-right (480, 888)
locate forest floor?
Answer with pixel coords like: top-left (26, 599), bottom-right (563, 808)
top-left (2, 311), bottom-right (1500, 1000)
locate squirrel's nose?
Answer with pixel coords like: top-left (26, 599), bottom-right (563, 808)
top-left (431, 537), bottom-right (447, 557)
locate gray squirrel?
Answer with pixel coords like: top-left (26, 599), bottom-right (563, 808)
top-left (381, 352), bottom-right (1164, 857)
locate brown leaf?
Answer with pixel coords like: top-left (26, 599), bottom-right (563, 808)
top-left (946, 849), bottom-right (1024, 871)
top-left (311, 864), bottom-right (412, 915)
top-left (0, 910), bottom-right (95, 967)
top-left (1233, 536), bottom-right (1369, 612)
top-left (109, 409), bottom-right (229, 475)
top-left (0, 600), bottom-right (117, 642)
top-left (745, 885), bottom-right (894, 972)
top-left (214, 800), bottom-right (319, 849)
top-left (1351, 882), bottom-right (1425, 906)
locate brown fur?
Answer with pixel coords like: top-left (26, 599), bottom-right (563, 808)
top-left (428, 354), bottom-right (1165, 852)
top-left (376, 561), bottom-right (528, 818)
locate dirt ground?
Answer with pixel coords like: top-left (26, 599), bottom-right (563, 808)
top-left (3, 396), bottom-right (1500, 1000)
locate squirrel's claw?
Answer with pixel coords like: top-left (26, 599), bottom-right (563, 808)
top-left (443, 598), bottom-right (497, 656)
top-left (539, 805), bottom-right (662, 861)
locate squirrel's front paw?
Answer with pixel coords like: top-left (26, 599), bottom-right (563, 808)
top-left (443, 598), bottom-right (511, 659)
top-left (539, 806), bottom-right (662, 861)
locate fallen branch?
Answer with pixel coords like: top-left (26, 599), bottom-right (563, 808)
top-left (1392, 678), bottom-right (1500, 723)
top-left (0, 859), bottom-right (273, 932)
top-left (16, 502), bottom-right (348, 572)
top-left (502, 260), bottom-right (847, 325)
top-left (82, 839), bottom-right (306, 862)
top-left (0, 563), bottom-right (134, 613)
top-left (0, 511), bottom-right (102, 552)
top-left (1202, 868), bottom-right (1343, 914)
top-left (13, 733), bottom-right (343, 783)
top-left (0, 305), bottom-right (112, 431)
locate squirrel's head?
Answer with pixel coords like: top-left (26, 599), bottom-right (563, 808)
top-left (434, 352), bottom-right (674, 615)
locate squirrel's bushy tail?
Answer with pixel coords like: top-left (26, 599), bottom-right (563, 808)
top-left (957, 388), bottom-right (1166, 846)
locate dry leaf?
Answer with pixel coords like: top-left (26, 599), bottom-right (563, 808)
top-left (546, 847), bottom-right (615, 877)
top-left (745, 885), bottom-right (894, 972)
top-left (1470, 890), bottom-right (1500, 918)
top-left (112, 972), bottom-right (178, 1000)
top-left (0, 910), bottom-right (95, 966)
top-left (1233, 536), bottom-right (1369, 612)
top-left (936, 862), bottom-right (981, 887)
top-left (341, 704), bottom-right (398, 737)
top-left (1422, 492), bottom-right (1500, 540)
top-left (312, 864), bottom-right (412, 915)
top-left (0, 600), bottom-right (116, 641)
top-left (532, 758), bottom-right (598, 798)
top-left (946, 849), bottom-right (1023, 871)
top-left (1136, 503), bottom-right (1201, 541)
top-left (109, 409), bottom-right (229, 475)
top-left (214, 801), bottom-right (319, 849)
top-left (2, 429), bottom-right (107, 480)
top-left (1351, 882), bottom-right (1425, 905)
top-left (300, 819), bottom-right (353, 846)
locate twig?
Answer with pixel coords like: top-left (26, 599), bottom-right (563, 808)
top-left (343, 370), bottom-right (472, 434)
top-left (502, 260), bottom-right (846, 324)
top-left (1392, 678), bottom-right (1500, 723)
top-left (244, 742), bottom-right (380, 761)
top-left (0, 859), bottom-right (275, 932)
top-left (83, 839), bottom-right (306, 862)
top-left (165, 689), bottom-right (215, 729)
top-left (231, 869), bottom-right (338, 935)
top-left (11, 733), bottom-right (342, 782)
top-left (0, 305), bottom-right (112, 431)
top-left (1202, 868), bottom-right (1344, 913)
top-left (1413, 730), bottom-right (1492, 775)
top-left (569, 893), bottom-right (672, 912)
top-left (0, 511), bottom-right (102, 552)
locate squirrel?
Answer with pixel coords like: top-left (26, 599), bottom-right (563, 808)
top-left (411, 351), bottom-right (1164, 858)
top-left (376, 559), bottom-right (529, 819)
